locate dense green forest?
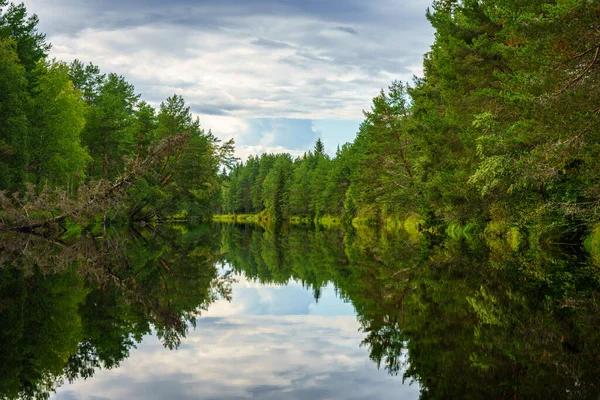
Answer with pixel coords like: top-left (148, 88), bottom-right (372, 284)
top-left (0, 1), bottom-right (234, 232)
top-left (220, 0), bottom-right (600, 246)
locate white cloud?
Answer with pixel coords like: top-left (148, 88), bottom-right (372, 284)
top-left (25, 0), bottom-right (434, 157)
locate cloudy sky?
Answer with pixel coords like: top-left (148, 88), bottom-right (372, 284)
top-left (52, 274), bottom-right (419, 400)
top-left (25, 0), bottom-right (435, 159)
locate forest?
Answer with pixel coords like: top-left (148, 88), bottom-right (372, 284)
top-left (219, 0), bottom-right (600, 248)
top-left (0, 1), bottom-right (234, 233)
top-left (1, 0), bottom-right (600, 248)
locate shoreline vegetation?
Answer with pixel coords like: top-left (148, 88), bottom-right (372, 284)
top-left (212, 213), bottom-right (422, 234)
top-left (0, 1), bottom-right (600, 258)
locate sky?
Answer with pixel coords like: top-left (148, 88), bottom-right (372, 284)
top-left (52, 273), bottom-right (419, 400)
top-left (24, 0), bottom-right (435, 159)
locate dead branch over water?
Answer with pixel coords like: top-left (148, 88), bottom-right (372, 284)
top-left (0, 132), bottom-right (191, 235)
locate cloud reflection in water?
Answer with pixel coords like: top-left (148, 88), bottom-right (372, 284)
top-left (52, 274), bottom-right (418, 400)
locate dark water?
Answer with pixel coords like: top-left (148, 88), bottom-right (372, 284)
top-left (1, 222), bottom-right (600, 399)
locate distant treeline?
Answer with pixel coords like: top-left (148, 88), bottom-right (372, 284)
top-left (220, 0), bottom-right (600, 241)
top-left (0, 2), bottom-right (234, 230)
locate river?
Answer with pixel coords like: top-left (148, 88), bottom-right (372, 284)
top-left (0, 222), bottom-right (599, 399)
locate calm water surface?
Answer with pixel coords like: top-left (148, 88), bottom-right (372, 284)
top-left (51, 275), bottom-right (418, 400)
top-left (1, 222), bottom-right (600, 399)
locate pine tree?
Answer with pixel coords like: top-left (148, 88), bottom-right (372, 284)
top-left (314, 138), bottom-right (325, 155)
top-left (83, 73), bottom-right (139, 179)
top-left (0, 1), bottom-right (50, 79)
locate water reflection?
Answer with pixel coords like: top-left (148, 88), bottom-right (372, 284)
top-left (1, 222), bottom-right (600, 399)
top-left (218, 223), bottom-right (600, 399)
top-left (0, 224), bottom-right (230, 399)
top-left (54, 300), bottom-right (415, 399)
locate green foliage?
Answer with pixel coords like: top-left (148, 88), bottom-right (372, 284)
top-left (129, 94), bottom-right (236, 219)
top-left (221, 140), bottom-right (352, 224)
top-left (28, 59), bottom-right (90, 190)
top-left (0, 2), bottom-right (235, 228)
top-left (352, 81), bottom-right (416, 213)
top-left (262, 154), bottom-right (293, 221)
top-left (68, 59), bottom-right (104, 104)
top-left (82, 73), bottom-right (139, 179)
top-left (314, 137), bottom-right (325, 155)
top-left (130, 100), bottom-right (158, 160)
top-left (0, 37), bottom-right (29, 191)
top-left (0, 265), bottom-right (87, 399)
top-left (584, 223), bottom-right (600, 267)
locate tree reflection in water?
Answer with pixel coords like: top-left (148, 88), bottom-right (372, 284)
top-left (220, 223), bottom-right (600, 400)
top-left (0, 224), bottom-right (231, 399)
top-left (1, 222), bottom-right (600, 399)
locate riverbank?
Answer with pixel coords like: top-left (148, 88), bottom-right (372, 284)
top-left (212, 213), bottom-right (422, 234)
